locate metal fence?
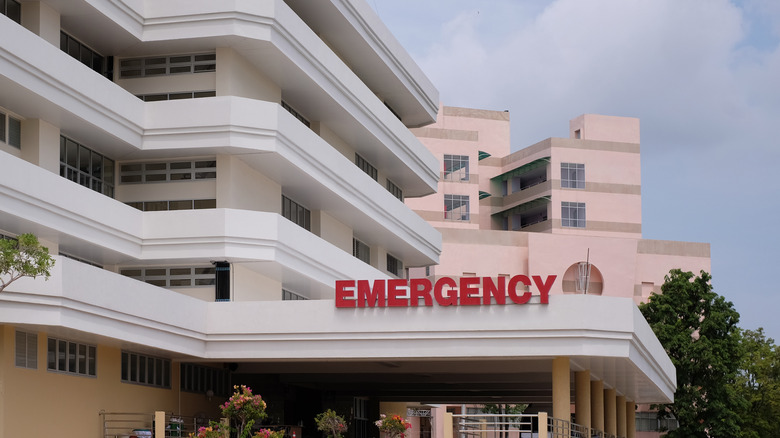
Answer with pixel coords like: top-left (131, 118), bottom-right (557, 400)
top-left (100, 411), bottom-right (212, 438)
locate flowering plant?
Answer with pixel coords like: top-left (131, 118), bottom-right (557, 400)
top-left (254, 429), bottom-right (285, 438)
top-left (189, 422), bottom-right (227, 438)
top-left (315, 409), bottom-right (348, 438)
top-left (375, 414), bottom-right (412, 438)
top-left (221, 385), bottom-right (268, 438)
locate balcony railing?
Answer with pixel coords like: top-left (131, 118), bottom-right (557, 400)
top-left (100, 411), bottom-right (215, 438)
top-left (453, 413), bottom-right (624, 438)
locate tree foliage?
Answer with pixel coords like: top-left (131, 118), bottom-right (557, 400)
top-left (639, 269), bottom-right (744, 438)
top-left (735, 328), bottom-right (780, 438)
top-left (0, 233), bottom-right (55, 293)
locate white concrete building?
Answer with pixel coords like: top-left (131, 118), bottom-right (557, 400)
top-left (0, 2), bottom-right (674, 438)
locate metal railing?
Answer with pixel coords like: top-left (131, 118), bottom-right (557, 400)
top-left (101, 411), bottom-right (213, 438)
top-left (454, 413), bottom-right (539, 438)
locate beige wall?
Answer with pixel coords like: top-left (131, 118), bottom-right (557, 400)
top-left (0, 325), bottom-right (218, 438)
top-left (313, 210), bottom-right (353, 253)
top-left (21, 1), bottom-right (60, 47)
top-left (20, 118), bottom-right (60, 174)
top-left (233, 264), bottom-right (281, 301)
top-left (216, 155), bottom-right (281, 212)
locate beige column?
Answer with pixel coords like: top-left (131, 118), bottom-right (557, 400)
top-left (20, 118), bottom-right (60, 173)
top-left (590, 380), bottom-right (604, 433)
top-left (20, 1), bottom-right (61, 46)
top-left (616, 395), bottom-right (626, 437)
top-left (604, 388), bottom-right (616, 436)
top-left (552, 357), bottom-right (571, 424)
top-left (575, 370), bottom-right (591, 432)
top-left (625, 401), bottom-right (636, 438)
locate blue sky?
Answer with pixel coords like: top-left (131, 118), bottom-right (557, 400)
top-left (371, 0), bottom-right (780, 340)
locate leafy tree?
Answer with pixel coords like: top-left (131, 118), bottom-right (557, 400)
top-left (0, 233), bottom-right (55, 293)
top-left (639, 269), bottom-right (745, 438)
top-left (735, 328), bottom-right (780, 438)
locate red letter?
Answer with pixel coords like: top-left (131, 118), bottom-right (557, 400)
top-left (335, 280), bottom-right (356, 308)
top-left (387, 279), bottom-right (409, 307)
top-left (357, 280), bottom-right (386, 307)
top-left (508, 275), bottom-right (532, 304)
top-left (434, 277), bottom-right (458, 306)
top-left (459, 277), bottom-right (481, 306)
top-left (483, 277), bottom-right (506, 305)
top-left (533, 275), bottom-right (556, 304)
top-left (410, 278), bottom-right (433, 306)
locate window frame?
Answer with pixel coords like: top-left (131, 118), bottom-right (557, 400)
top-left (561, 201), bottom-right (586, 228)
top-left (120, 159), bottom-right (217, 184)
top-left (15, 330), bottom-right (37, 369)
top-left (561, 162), bottom-right (585, 189)
top-left (47, 337), bottom-right (97, 377)
top-left (119, 53), bottom-right (216, 78)
top-left (386, 253), bottom-right (402, 277)
top-left (180, 363), bottom-right (230, 396)
top-left (444, 154), bottom-right (470, 182)
top-left (386, 179), bottom-right (403, 201)
top-left (120, 266), bottom-right (217, 288)
top-left (282, 195), bottom-right (311, 231)
top-left (121, 351), bottom-right (171, 388)
top-left (444, 194), bottom-right (470, 221)
top-left (355, 154), bottom-right (378, 181)
top-left (353, 238), bottom-right (370, 264)
top-left (59, 135), bottom-right (115, 198)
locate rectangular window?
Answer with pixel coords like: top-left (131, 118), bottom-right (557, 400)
top-left (120, 159), bottom-right (216, 184)
top-left (125, 199), bottom-right (216, 212)
top-left (561, 163), bottom-right (585, 189)
top-left (136, 91), bottom-right (216, 101)
top-left (121, 351), bottom-right (171, 388)
top-left (561, 202), bottom-right (586, 228)
top-left (281, 101), bottom-right (311, 128)
top-left (180, 363), bottom-right (230, 396)
top-left (355, 154), bottom-right (378, 181)
top-left (119, 54), bottom-right (215, 78)
top-left (15, 330), bottom-right (37, 369)
top-left (444, 154), bottom-right (469, 181)
top-left (59, 136), bottom-right (115, 198)
top-left (282, 195), bottom-right (311, 231)
top-left (60, 31), bottom-right (105, 74)
top-left (386, 179), bottom-right (403, 201)
top-left (444, 194), bottom-right (470, 221)
top-left (0, 110), bottom-right (21, 149)
top-left (353, 238), bottom-right (370, 264)
top-left (282, 289), bottom-right (307, 301)
top-left (386, 254), bottom-right (402, 277)
top-left (2, 0), bottom-right (21, 24)
top-left (120, 266), bottom-right (216, 288)
top-left (47, 337), bottom-right (96, 377)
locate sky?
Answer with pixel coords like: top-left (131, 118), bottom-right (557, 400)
top-left (371, 0), bottom-right (780, 340)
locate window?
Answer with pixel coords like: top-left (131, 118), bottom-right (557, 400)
top-left (386, 179), bottom-right (403, 201)
top-left (282, 195), bottom-right (311, 231)
top-left (282, 290), bottom-right (307, 301)
top-left (281, 101), bottom-right (311, 128)
top-left (59, 136), bottom-right (115, 197)
top-left (353, 238), bottom-right (370, 264)
top-left (0, 110), bottom-right (21, 149)
top-left (354, 397), bottom-right (370, 438)
top-left (60, 252), bottom-right (103, 269)
top-left (119, 54), bottom-right (216, 78)
top-left (60, 31), bottom-right (105, 75)
top-left (126, 199), bottom-right (216, 211)
top-left (561, 163), bottom-right (585, 189)
top-left (137, 91), bottom-right (216, 101)
top-left (120, 159), bottom-right (216, 184)
top-left (444, 194), bottom-right (470, 221)
top-left (120, 266), bottom-right (216, 288)
top-left (386, 254), bottom-right (402, 276)
top-left (636, 412), bottom-right (678, 432)
top-left (121, 351), bottom-right (171, 388)
top-left (561, 202), bottom-right (586, 228)
top-left (355, 154), bottom-right (377, 181)
top-left (47, 337), bottom-right (96, 377)
top-left (2, 0), bottom-right (21, 24)
top-left (444, 154), bottom-right (469, 181)
top-left (15, 330), bottom-right (37, 369)
top-left (181, 363), bottom-right (230, 396)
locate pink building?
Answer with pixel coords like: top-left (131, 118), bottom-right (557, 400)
top-left (407, 105), bottom-right (711, 435)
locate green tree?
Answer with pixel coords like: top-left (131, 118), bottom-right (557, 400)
top-left (735, 328), bottom-right (780, 438)
top-left (0, 233), bottom-right (55, 293)
top-left (639, 269), bottom-right (745, 438)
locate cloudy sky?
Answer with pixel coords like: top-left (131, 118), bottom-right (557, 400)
top-left (371, 0), bottom-right (780, 340)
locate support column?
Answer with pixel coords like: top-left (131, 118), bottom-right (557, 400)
top-left (604, 388), bottom-right (616, 436)
top-left (552, 357), bottom-right (571, 424)
top-left (575, 370), bottom-right (591, 433)
top-left (616, 395), bottom-right (626, 437)
top-left (20, 118), bottom-right (60, 173)
top-left (590, 380), bottom-right (604, 433)
top-left (625, 401), bottom-right (636, 438)
top-left (20, 1), bottom-right (61, 47)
